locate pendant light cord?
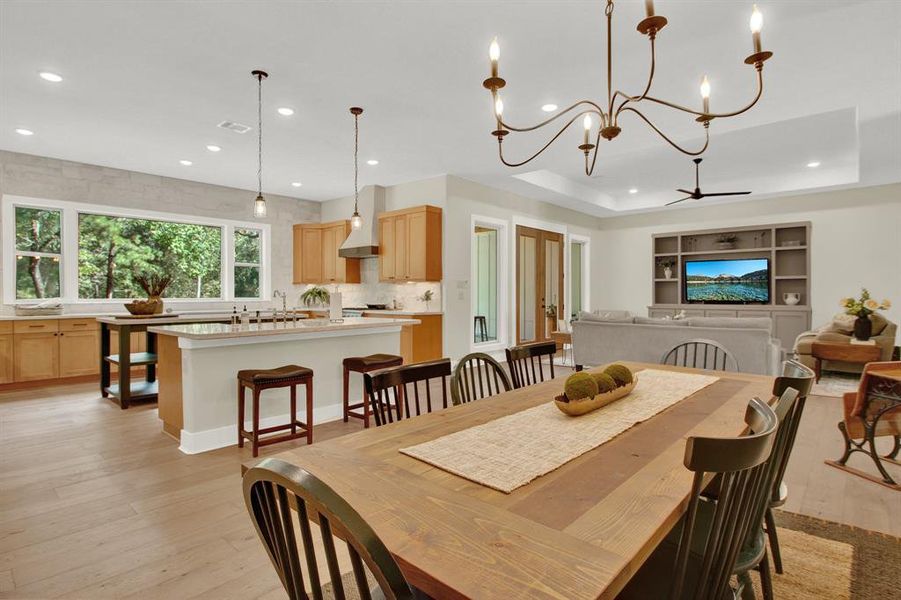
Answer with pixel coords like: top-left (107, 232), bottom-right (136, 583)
top-left (353, 111), bottom-right (359, 213)
top-left (257, 73), bottom-right (263, 197)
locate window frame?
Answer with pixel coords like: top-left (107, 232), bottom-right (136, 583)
top-left (232, 226), bottom-right (264, 301)
top-left (469, 214), bottom-right (509, 354)
top-left (12, 204), bottom-right (64, 300)
top-left (2, 194), bottom-right (271, 304)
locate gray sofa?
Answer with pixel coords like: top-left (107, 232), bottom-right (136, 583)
top-left (572, 312), bottom-right (783, 375)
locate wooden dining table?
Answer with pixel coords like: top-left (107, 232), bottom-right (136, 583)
top-left (247, 362), bottom-right (775, 599)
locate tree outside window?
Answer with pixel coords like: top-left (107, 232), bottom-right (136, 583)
top-left (234, 228), bottom-right (261, 298)
top-left (15, 207), bottom-right (62, 299)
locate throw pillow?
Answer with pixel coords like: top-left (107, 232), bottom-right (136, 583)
top-left (830, 314), bottom-right (856, 334)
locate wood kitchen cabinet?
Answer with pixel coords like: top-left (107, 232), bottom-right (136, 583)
top-left (378, 205), bottom-right (442, 282)
top-left (292, 221), bottom-right (360, 284)
top-left (0, 322), bottom-right (13, 384)
top-left (4, 318), bottom-right (101, 384)
top-left (14, 332), bottom-right (59, 382)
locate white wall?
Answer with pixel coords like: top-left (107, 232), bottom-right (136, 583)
top-left (0, 150), bottom-right (320, 313)
top-left (592, 184), bottom-right (901, 330)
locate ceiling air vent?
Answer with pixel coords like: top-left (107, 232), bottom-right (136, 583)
top-left (217, 120), bottom-right (252, 134)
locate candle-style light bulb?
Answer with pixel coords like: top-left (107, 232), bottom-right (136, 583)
top-left (489, 37), bottom-right (500, 77)
top-left (749, 5), bottom-right (763, 53)
top-left (644, 0), bottom-right (655, 18)
top-left (700, 76), bottom-right (711, 113)
top-left (494, 96), bottom-right (504, 117)
top-left (582, 114), bottom-right (592, 145)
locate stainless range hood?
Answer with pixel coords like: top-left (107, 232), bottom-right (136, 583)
top-left (338, 185), bottom-right (385, 258)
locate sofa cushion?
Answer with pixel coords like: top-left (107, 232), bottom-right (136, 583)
top-left (686, 316), bottom-right (773, 331)
top-left (829, 314), bottom-right (856, 334)
top-left (633, 316), bottom-right (688, 327)
top-left (578, 310), bottom-right (633, 323)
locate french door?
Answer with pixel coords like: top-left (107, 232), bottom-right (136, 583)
top-left (515, 225), bottom-right (564, 344)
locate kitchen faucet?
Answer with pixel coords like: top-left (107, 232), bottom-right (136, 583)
top-left (273, 290), bottom-right (287, 313)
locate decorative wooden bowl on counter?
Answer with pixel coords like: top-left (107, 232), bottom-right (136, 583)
top-left (124, 298), bottom-right (164, 315)
top-left (554, 376), bottom-right (638, 416)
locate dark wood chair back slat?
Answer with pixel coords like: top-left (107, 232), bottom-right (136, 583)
top-left (505, 341), bottom-right (558, 389)
top-left (451, 352), bottom-right (513, 405)
top-left (670, 394), bottom-right (785, 600)
top-left (660, 338), bottom-right (740, 372)
top-left (364, 359), bottom-right (451, 427)
top-left (769, 360), bottom-right (815, 501)
top-left (244, 458), bottom-right (414, 600)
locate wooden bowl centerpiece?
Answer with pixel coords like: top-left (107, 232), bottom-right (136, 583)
top-left (554, 364), bottom-right (638, 416)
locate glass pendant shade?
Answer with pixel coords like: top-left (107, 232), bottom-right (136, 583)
top-left (351, 210), bottom-right (363, 230)
top-left (253, 194), bottom-right (267, 218)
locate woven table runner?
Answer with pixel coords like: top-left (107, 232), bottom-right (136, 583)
top-left (399, 369), bottom-right (719, 493)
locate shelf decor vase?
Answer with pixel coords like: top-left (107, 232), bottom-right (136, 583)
top-left (783, 292), bottom-right (800, 306)
top-left (853, 316), bottom-right (872, 341)
top-left (664, 267), bottom-right (673, 280)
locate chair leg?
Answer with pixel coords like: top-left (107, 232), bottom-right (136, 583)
top-left (290, 384), bottom-right (297, 435)
top-left (362, 372), bottom-right (370, 428)
top-left (237, 381), bottom-right (245, 448)
top-left (342, 366), bottom-right (350, 423)
top-left (305, 378), bottom-right (313, 445)
top-left (764, 507), bottom-right (783, 575)
top-left (252, 387), bottom-right (261, 458)
top-left (759, 551), bottom-right (774, 600)
top-left (737, 572), bottom-right (756, 600)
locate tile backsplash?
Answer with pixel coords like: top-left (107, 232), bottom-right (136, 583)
top-left (303, 258), bottom-right (442, 311)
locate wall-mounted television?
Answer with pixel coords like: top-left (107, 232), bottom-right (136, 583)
top-left (684, 258), bottom-right (770, 304)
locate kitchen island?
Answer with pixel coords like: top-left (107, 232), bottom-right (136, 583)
top-left (149, 317), bottom-right (418, 454)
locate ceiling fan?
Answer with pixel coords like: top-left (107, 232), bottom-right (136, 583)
top-left (667, 158), bottom-right (751, 206)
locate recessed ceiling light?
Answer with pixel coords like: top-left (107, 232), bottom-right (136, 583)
top-left (39, 71), bottom-right (63, 83)
top-left (367, 159), bottom-right (379, 166)
top-left (628, 188), bottom-right (638, 194)
top-left (206, 144), bottom-right (221, 152)
top-left (277, 107), bottom-right (294, 116)
top-left (806, 161), bottom-right (820, 168)
top-left (15, 128), bottom-right (34, 136)
top-left (291, 181), bottom-right (303, 187)
top-left (541, 104), bottom-right (558, 112)
top-left (179, 159), bottom-right (193, 166)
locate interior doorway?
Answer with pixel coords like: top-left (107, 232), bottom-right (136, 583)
top-left (515, 225), bottom-right (564, 344)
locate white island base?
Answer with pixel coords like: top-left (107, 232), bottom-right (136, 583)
top-left (150, 318), bottom-right (417, 454)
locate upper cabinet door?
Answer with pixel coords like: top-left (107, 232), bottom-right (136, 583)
top-left (322, 226), bottom-right (337, 283)
top-left (406, 210), bottom-right (427, 281)
top-left (379, 217), bottom-right (396, 281)
top-left (292, 225), bottom-right (304, 284)
top-left (394, 214), bottom-right (408, 280)
top-left (301, 227), bottom-right (323, 283)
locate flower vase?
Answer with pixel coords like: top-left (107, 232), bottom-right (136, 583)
top-left (663, 267), bottom-right (672, 280)
top-left (853, 315), bottom-right (872, 341)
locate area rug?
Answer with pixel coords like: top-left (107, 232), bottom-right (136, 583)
top-left (811, 372), bottom-right (860, 398)
top-left (750, 510), bottom-right (901, 599)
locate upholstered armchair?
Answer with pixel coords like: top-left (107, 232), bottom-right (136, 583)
top-left (794, 313), bottom-right (897, 374)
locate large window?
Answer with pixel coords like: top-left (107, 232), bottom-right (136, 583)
top-left (14, 207), bottom-right (62, 299)
top-left (78, 213), bottom-right (222, 299)
top-left (470, 216), bottom-right (508, 349)
top-left (3, 196), bottom-right (270, 303)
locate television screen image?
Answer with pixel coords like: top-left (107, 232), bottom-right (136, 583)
top-left (684, 258), bottom-right (770, 303)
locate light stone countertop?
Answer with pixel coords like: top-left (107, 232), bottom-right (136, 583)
top-left (361, 310), bottom-right (443, 316)
top-left (148, 316), bottom-right (420, 341)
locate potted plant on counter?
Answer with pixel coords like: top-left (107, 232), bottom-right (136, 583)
top-left (126, 273), bottom-right (172, 315)
top-left (841, 288), bottom-right (891, 341)
top-left (300, 285), bottom-right (331, 308)
top-left (418, 289), bottom-right (434, 311)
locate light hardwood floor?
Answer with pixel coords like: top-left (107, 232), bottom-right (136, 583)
top-left (0, 378), bottom-right (897, 598)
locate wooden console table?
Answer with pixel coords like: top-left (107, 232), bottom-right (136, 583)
top-left (811, 341), bottom-right (882, 382)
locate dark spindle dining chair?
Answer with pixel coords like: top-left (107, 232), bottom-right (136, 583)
top-left (243, 458), bottom-right (415, 600)
top-left (450, 352), bottom-right (512, 405)
top-left (364, 359), bottom-right (451, 426)
top-left (764, 359), bottom-right (815, 575)
top-left (621, 390), bottom-right (798, 600)
top-left (660, 338), bottom-right (740, 372)
top-left (505, 341), bottom-right (558, 389)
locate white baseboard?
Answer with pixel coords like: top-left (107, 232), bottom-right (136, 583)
top-left (178, 402), bottom-right (344, 454)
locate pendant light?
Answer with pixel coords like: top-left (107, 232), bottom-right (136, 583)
top-left (252, 69), bottom-right (268, 218)
top-left (349, 106), bottom-right (364, 230)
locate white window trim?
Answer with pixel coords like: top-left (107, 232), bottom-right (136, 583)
top-left (568, 233), bottom-right (591, 320)
top-left (470, 214), bottom-right (509, 354)
top-left (2, 194), bottom-right (271, 304)
top-left (233, 227), bottom-right (265, 301)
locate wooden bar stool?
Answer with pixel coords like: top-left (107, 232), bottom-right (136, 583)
top-left (343, 354), bottom-right (403, 427)
top-left (237, 365), bottom-right (313, 457)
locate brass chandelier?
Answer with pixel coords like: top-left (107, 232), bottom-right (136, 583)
top-left (482, 0), bottom-right (773, 175)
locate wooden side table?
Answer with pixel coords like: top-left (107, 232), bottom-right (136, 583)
top-left (810, 341), bottom-right (882, 382)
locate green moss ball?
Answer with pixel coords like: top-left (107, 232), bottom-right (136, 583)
top-left (564, 372), bottom-right (599, 401)
top-left (603, 364), bottom-right (634, 387)
top-left (592, 372), bottom-right (618, 394)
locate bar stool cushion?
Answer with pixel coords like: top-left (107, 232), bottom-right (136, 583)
top-left (342, 354), bottom-right (403, 371)
top-left (238, 365), bottom-right (313, 384)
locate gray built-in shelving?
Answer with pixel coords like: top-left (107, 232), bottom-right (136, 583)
top-left (650, 222), bottom-right (811, 351)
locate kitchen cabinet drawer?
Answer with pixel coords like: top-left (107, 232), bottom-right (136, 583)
top-left (60, 318), bottom-right (99, 332)
top-left (14, 319), bottom-right (59, 334)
